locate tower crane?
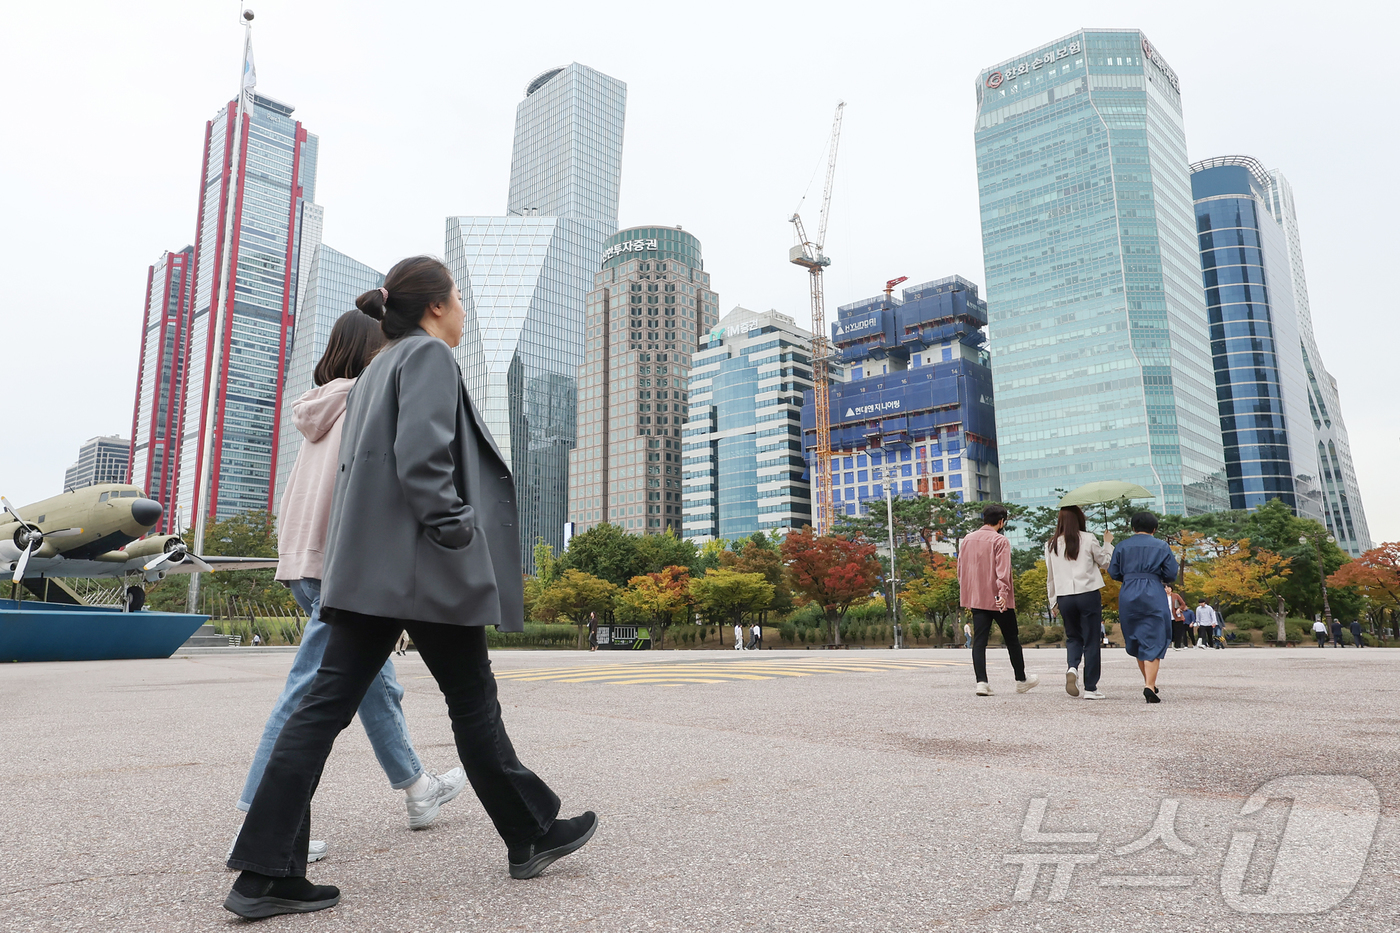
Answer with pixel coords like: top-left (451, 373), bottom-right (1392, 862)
top-left (790, 101), bottom-right (845, 535)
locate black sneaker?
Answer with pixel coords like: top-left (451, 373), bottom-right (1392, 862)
top-left (508, 812), bottom-right (598, 880)
top-left (224, 871), bottom-right (341, 919)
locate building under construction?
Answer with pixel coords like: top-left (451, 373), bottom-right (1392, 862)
top-left (801, 275), bottom-right (1001, 515)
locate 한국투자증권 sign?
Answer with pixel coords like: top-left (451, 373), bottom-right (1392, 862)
top-left (603, 238), bottom-right (659, 262)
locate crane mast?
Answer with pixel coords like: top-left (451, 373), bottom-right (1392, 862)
top-left (790, 101), bottom-right (845, 535)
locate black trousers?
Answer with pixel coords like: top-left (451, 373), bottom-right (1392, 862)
top-left (970, 608), bottom-right (1026, 684)
top-left (227, 613), bottom-right (560, 877)
top-left (1171, 620), bottom-right (1186, 649)
top-left (1058, 591), bottom-right (1102, 691)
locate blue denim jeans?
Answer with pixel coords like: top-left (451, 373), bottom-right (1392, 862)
top-left (236, 578), bottom-right (423, 810)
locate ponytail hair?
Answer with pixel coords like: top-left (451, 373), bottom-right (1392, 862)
top-left (355, 255), bottom-right (455, 339)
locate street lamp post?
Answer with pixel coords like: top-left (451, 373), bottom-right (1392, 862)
top-left (882, 469), bottom-right (900, 642)
top-left (1299, 531), bottom-right (1336, 629)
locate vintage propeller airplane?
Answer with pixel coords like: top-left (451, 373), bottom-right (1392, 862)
top-left (2, 484), bottom-right (276, 610)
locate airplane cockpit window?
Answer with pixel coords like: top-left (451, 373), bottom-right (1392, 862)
top-left (118, 491), bottom-right (140, 498)
top-left (98, 493), bottom-right (110, 503)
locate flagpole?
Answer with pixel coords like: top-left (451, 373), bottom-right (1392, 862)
top-left (188, 7), bottom-right (255, 611)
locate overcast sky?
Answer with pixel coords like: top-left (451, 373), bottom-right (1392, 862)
top-left (3, 0), bottom-right (1395, 543)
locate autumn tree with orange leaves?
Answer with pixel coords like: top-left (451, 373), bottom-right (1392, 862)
top-left (617, 565), bottom-right (693, 649)
top-left (1329, 543), bottom-right (1400, 628)
top-left (781, 528), bottom-right (882, 645)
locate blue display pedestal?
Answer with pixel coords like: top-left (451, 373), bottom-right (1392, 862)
top-left (0, 599), bottom-right (208, 662)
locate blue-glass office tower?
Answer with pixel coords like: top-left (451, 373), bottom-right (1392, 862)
top-left (1189, 157), bottom-right (1322, 522)
top-left (447, 63), bottom-right (626, 570)
top-left (272, 244), bottom-right (384, 515)
top-left (1190, 159), bottom-right (1371, 553)
top-left (973, 30), bottom-right (1226, 516)
top-left (802, 277), bottom-right (1001, 514)
top-left (684, 307), bottom-right (819, 542)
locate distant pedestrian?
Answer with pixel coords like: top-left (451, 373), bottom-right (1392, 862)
top-left (751, 622), bottom-right (762, 650)
top-left (1350, 619), bottom-right (1364, 647)
top-left (251, 633), bottom-right (262, 647)
top-left (1312, 619), bottom-right (1327, 647)
top-left (588, 612), bottom-right (598, 652)
top-left (1108, 511), bottom-right (1178, 704)
top-left (963, 621), bottom-right (973, 649)
top-left (1179, 605), bottom-right (1195, 652)
top-left (1167, 585), bottom-right (1187, 651)
top-left (1212, 605), bottom-right (1225, 649)
top-left (957, 504), bottom-right (1039, 697)
top-left (734, 623), bottom-right (745, 650)
top-left (1045, 505), bottom-right (1113, 700)
top-left (395, 631), bottom-right (410, 657)
top-left (1194, 599), bottom-right (1215, 649)
top-left (1331, 619), bottom-right (1343, 648)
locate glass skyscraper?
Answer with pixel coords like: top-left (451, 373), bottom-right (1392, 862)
top-left (128, 246), bottom-right (193, 532)
top-left (446, 63), bottom-right (626, 569)
top-left (1257, 170), bottom-right (1372, 554)
top-left (684, 307), bottom-right (820, 542)
top-left (568, 226), bottom-right (718, 537)
top-left (271, 244), bottom-right (383, 515)
top-left (806, 276), bottom-right (1002, 513)
top-left (973, 30), bottom-right (1226, 517)
top-left (1190, 157), bottom-right (1321, 521)
top-left (175, 92), bottom-right (320, 524)
top-left (65, 436), bottom-right (130, 492)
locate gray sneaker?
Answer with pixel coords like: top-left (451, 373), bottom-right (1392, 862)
top-left (406, 768), bottom-right (468, 829)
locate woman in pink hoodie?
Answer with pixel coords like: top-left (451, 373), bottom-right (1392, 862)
top-left (231, 311), bottom-right (467, 864)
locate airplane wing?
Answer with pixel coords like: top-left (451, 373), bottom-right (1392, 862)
top-left (156, 555), bottom-right (281, 574)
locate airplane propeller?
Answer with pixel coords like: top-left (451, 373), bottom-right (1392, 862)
top-left (3, 496), bottom-right (83, 584)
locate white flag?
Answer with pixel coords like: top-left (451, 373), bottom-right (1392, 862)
top-left (241, 36), bottom-right (256, 105)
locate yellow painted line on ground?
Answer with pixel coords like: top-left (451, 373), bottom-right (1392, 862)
top-left (478, 654), bottom-right (971, 686)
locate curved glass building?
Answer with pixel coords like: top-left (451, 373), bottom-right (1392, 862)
top-left (1190, 157), bottom-right (1320, 519)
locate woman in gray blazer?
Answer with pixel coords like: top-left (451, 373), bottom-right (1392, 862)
top-left (224, 257), bottom-right (596, 919)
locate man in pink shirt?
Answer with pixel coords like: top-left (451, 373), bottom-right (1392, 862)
top-left (958, 504), bottom-right (1040, 697)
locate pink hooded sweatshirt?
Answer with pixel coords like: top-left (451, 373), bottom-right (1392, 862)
top-left (275, 377), bottom-right (356, 582)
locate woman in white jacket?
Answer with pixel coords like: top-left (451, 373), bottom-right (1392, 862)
top-left (1045, 506), bottom-right (1113, 699)
top-left (232, 311), bottom-right (466, 863)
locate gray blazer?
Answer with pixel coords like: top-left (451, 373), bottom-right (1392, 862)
top-left (320, 328), bottom-right (523, 631)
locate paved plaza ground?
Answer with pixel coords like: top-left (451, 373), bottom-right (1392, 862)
top-left (1, 645), bottom-right (1396, 931)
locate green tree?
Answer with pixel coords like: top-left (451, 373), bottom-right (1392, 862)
top-left (144, 510), bottom-right (294, 614)
top-left (719, 540), bottom-right (793, 615)
top-left (1015, 560), bottom-right (1049, 623)
top-left (534, 569), bottom-right (618, 647)
top-left (902, 553), bottom-right (960, 643)
top-left (689, 568), bottom-right (773, 628)
top-left (634, 529), bottom-right (700, 576)
top-left (559, 522), bottom-right (641, 586)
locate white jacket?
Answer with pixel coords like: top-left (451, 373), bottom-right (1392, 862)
top-left (1044, 532), bottom-right (1113, 603)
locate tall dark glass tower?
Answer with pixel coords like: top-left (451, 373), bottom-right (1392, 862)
top-left (1190, 157), bottom-right (1321, 520)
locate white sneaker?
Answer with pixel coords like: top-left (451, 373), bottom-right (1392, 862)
top-left (976, 681), bottom-right (993, 696)
top-left (1082, 690), bottom-right (1105, 700)
top-left (1065, 668), bottom-right (1080, 697)
top-left (227, 834), bottom-right (326, 866)
top-left (406, 767), bottom-right (468, 829)
top-left (1016, 674), bottom-right (1041, 694)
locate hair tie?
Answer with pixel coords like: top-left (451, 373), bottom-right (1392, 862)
top-left (378, 287), bottom-right (389, 303)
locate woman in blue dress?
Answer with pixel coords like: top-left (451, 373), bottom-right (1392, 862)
top-left (1108, 511), bottom-right (1179, 703)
